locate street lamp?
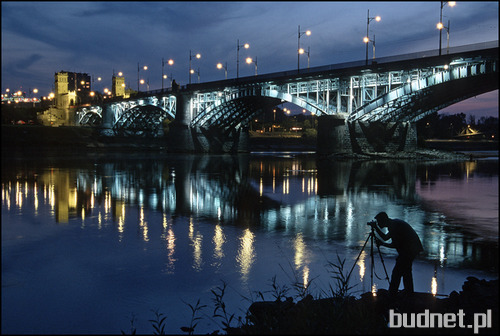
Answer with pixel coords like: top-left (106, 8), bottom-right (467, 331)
top-left (162, 58), bottom-right (174, 90)
top-left (190, 67), bottom-right (200, 83)
top-left (217, 62), bottom-right (228, 79)
top-left (364, 9), bottom-right (381, 65)
top-left (246, 57), bottom-right (258, 76)
top-left (299, 46), bottom-right (311, 69)
top-left (189, 50), bottom-right (201, 84)
top-left (137, 63), bottom-right (148, 91)
top-left (236, 39), bottom-right (250, 78)
top-left (298, 25), bottom-right (311, 72)
top-left (438, 1), bottom-right (455, 56)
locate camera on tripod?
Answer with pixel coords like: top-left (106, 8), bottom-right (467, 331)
top-left (367, 220), bottom-right (377, 227)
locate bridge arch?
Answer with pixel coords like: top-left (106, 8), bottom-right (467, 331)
top-left (190, 87), bottom-right (333, 130)
top-left (113, 104), bottom-right (172, 136)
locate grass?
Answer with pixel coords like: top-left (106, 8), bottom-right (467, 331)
top-left (120, 253), bottom-right (379, 335)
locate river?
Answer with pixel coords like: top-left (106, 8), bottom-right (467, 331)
top-left (1, 150), bottom-right (498, 334)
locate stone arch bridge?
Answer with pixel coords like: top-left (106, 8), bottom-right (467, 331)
top-left (76, 41), bottom-right (498, 153)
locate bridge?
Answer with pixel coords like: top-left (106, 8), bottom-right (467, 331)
top-left (75, 41), bottom-right (498, 153)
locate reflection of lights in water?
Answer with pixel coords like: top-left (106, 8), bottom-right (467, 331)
top-left (294, 233), bottom-right (306, 269)
top-left (358, 250), bottom-right (366, 281)
top-left (439, 245), bottom-right (446, 266)
top-left (303, 265), bottom-right (310, 288)
top-left (259, 177), bottom-right (263, 196)
top-left (98, 212), bottom-right (102, 229)
top-left (213, 224), bottom-right (225, 259)
top-left (465, 161), bottom-right (477, 180)
top-left (16, 181), bottom-right (23, 208)
top-left (371, 283), bottom-right (377, 296)
top-left (431, 275), bottom-right (438, 296)
top-left (237, 228), bottom-right (255, 282)
top-left (163, 215), bottom-right (176, 273)
top-left (139, 207), bottom-right (149, 241)
top-left (34, 181), bottom-right (38, 214)
top-left (189, 218), bottom-right (203, 271)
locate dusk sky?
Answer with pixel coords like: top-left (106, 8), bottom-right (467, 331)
top-left (1, 1), bottom-right (498, 117)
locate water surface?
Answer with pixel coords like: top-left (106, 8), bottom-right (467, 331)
top-left (2, 151), bottom-right (498, 334)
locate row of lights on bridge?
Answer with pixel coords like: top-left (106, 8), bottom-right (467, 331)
top-left (4, 2), bottom-right (457, 98)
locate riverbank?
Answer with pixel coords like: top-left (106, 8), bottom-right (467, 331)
top-left (2, 125), bottom-right (497, 160)
top-left (227, 277), bottom-right (498, 334)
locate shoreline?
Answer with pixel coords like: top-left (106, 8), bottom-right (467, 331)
top-left (2, 125), bottom-right (498, 160)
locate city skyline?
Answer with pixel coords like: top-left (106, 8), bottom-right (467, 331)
top-left (1, 1), bottom-right (498, 117)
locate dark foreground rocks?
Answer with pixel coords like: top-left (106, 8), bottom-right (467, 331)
top-left (228, 277), bottom-right (498, 335)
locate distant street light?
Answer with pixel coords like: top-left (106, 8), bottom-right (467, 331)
top-left (438, 1), bottom-right (455, 55)
top-left (246, 56), bottom-right (258, 76)
top-left (298, 25), bottom-right (311, 72)
top-left (299, 46), bottom-right (311, 68)
top-left (236, 39), bottom-right (250, 78)
top-left (162, 58), bottom-right (174, 89)
top-left (189, 50), bottom-right (201, 84)
top-left (137, 63), bottom-right (148, 91)
top-left (364, 9), bottom-right (381, 65)
top-left (217, 62), bottom-right (228, 79)
top-left (190, 67), bottom-right (200, 83)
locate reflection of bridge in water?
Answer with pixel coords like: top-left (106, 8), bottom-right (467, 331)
top-left (3, 154), bottom-right (496, 270)
top-left (75, 42), bottom-right (498, 153)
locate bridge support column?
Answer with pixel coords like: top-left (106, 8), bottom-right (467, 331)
top-left (167, 92), bottom-right (196, 152)
top-left (99, 105), bottom-right (115, 136)
top-left (317, 115), bottom-right (352, 155)
top-left (347, 121), bottom-right (417, 153)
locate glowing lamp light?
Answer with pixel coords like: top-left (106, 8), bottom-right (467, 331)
top-left (375, 16), bottom-right (381, 22)
top-left (143, 66), bottom-right (148, 70)
top-left (195, 53), bottom-right (201, 59)
top-left (33, 88), bottom-right (38, 94)
top-left (437, 22), bottom-right (444, 30)
top-left (168, 59), bottom-right (174, 65)
top-left (299, 48), bottom-right (305, 54)
top-left (117, 73), bottom-right (122, 77)
top-left (246, 57), bottom-right (253, 64)
top-left (243, 43), bottom-right (250, 49)
top-left (363, 36), bottom-right (370, 43)
top-left (217, 63), bottom-right (223, 69)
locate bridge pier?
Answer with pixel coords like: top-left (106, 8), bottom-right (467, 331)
top-left (317, 115), bottom-right (418, 155)
top-left (167, 92), bottom-right (196, 152)
top-left (317, 115), bottom-right (352, 155)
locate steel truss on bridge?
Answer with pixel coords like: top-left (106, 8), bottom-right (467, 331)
top-left (76, 94), bottom-right (176, 136)
top-left (76, 42), bottom-right (498, 135)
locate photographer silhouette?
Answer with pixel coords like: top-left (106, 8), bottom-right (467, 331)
top-left (369, 212), bottom-right (424, 295)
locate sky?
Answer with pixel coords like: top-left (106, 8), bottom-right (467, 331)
top-left (1, 1), bottom-right (498, 117)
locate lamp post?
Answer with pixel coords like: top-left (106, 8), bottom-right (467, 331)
top-left (237, 39), bottom-right (250, 78)
top-left (217, 62), bottom-right (228, 79)
top-left (190, 67), bottom-right (200, 83)
top-left (137, 63), bottom-right (148, 91)
top-left (162, 58), bottom-right (174, 90)
top-left (298, 25), bottom-right (311, 72)
top-left (364, 10), bottom-right (381, 65)
top-left (189, 50), bottom-right (201, 84)
top-left (246, 57), bottom-right (258, 76)
top-left (438, 1), bottom-right (455, 56)
top-left (299, 46), bottom-right (311, 69)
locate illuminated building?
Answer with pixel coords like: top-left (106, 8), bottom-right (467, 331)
top-left (54, 71), bottom-right (91, 108)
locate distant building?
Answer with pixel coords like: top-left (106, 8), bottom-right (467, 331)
top-left (54, 71), bottom-right (91, 108)
top-left (112, 75), bottom-right (128, 98)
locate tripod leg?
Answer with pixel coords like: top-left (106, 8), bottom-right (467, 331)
top-left (346, 232), bottom-right (371, 284)
top-left (376, 242), bottom-right (390, 286)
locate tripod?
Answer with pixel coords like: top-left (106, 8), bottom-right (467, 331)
top-left (346, 226), bottom-right (390, 292)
